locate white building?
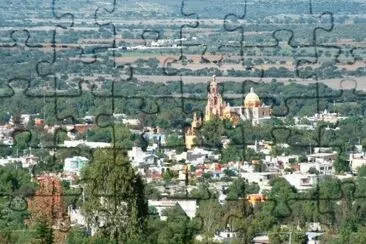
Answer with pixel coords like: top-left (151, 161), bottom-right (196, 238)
top-left (62, 140), bottom-right (111, 148)
top-left (128, 146), bottom-right (158, 167)
top-left (165, 150), bottom-right (187, 162)
top-left (213, 229), bottom-right (238, 243)
top-left (307, 152), bottom-right (336, 164)
top-left (283, 173), bottom-right (318, 191)
top-left (187, 148), bottom-right (219, 165)
top-left (306, 109), bottom-right (348, 124)
top-left (68, 206), bottom-right (86, 227)
top-left (299, 162), bottom-right (334, 175)
top-left (252, 235), bottom-right (270, 244)
top-left (0, 154), bottom-right (38, 168)
top-left (63, 156), bottom-right (89, 176)
top-left (350, 152), bottom-right (366, 172)
top-left (240, 172), bottom-right (279, 191)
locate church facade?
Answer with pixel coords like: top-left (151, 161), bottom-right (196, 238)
top-left (185, 75), bottom-right (272, 149)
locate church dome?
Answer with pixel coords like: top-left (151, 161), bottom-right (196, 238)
top-left (244, 87), bottom-right (261, 108)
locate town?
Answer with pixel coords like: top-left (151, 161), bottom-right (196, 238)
top-left (2, 0), bottom-right (366, 243)
top-left (0, 74), bottom-right (365, 243)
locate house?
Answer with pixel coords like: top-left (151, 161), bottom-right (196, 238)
top-left (165, 150), bottom-right (187, 162)
top-left (213, 229), bottom-right (238, 243)
top-left (128, 146), bottom-right (158, 167)
top-left (143, 131), bottom-right (166, 145)
top-left (62, 140), bottom-right (111, 148)
top-left (283, 173), bottom-right (318, 191)
top-left (307, 152), bottom-right (336, 164)
top-left (0, 154), bottom-right (38, 168)
top-left (349, 151), bottom-right (366, 172)
top-left (252, 235), bottom-right (270, 244)
top-left (68, 205), bottom-right (86, 227)
top-left (63, 156), bottom-right (89, 176)
top-left (122, 118), bottom-right (141, 128)
top-left (306, 232), bottom-right (324, 244)
top-left (73, 124), bottom-right (94, 134)
top-left (299, 162), bottom-right (334, 175)
top-left (187, 148), bottom-right (220, 165)
top-left (240, 172), bottom-right (279, 191)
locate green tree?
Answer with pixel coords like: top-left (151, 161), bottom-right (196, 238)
top-left (190, 183), bottom-right (211, 199)
top-left (221, 145), bottom-right (242, 163)
top-left (157, 205), bottom-right (199, 244)
top-left (14, 132), bottom-right (31, 152)
top-left (196, 116), bottom-right (225, 149)
top-left (197, 200), bottom-right (222, 238)
top-left (166, 134), bottom-right (185, 154)
top-left (226, 178), bottom-right (259, 200)
top-left (81, 149), bottom-right (148, 242)
top-left (358, 165), bottom-right (366, 177)
top-left (334, 150), bottom-right (350, 173)
top-left (66, 227), bottom-right (90, 244)
top-left (145, 183), bottom-right (161, 199)
top-left (0, 165), bottom-right (37, 232)
top-left (162, 168), bottom-right (178, 183)
top-left (114, 124), bottom-right (134, 149)
top-left (34, 219), bottom-right (53, 244)
top-left (308, 167), bottom-right (319, 174)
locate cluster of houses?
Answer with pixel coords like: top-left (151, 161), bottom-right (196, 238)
top-left (0, 109), bottom-right (362, 243)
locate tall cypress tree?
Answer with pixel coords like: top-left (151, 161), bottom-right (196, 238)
top-left (81, 149), bottom-right (148, 242)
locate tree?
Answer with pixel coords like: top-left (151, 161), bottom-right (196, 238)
top-left (267, 177), bottom-right (298, 219)
top-left (334, 150), bottom-right (350, 173)
top-left (66, 227), bottom-right (90, 244)
top-left (14, 131), bottom-right (31, 152)
top-left (81, 149), bottom-right (148, 242)
top-left (197, 200), bottom-right (222, 238)
top-left (226, 178), bottom-right (259, 200)
top-left (221, 145), bottom-right (242, 163)
top-left (190, 183), bottom-right (211, 199)
top-left (0, 165), bottom-right (37, 232)
top-left (114, 124), bottom-right (134, 149)
top-left (196, 116), bottom-right (225, 149)
top-left (162, 168), bottom-right (178, 183)
top-left (358, 165), bottom-right (366, 177)
top-left (145, 183), bottom-right (161, 200)
top-left (34, 219), bottom-right (53, 244)
top-left (157, 205), bottom-right (200, 243)
top-left (308, 167), bottom-right (319, 174)
top-left (223, 168), bottom-right (237, 177)
top-left (270, 145), bottom-right (285, 157)
top-left (27, 175), bottom-right (69, 243)
top-left (166, 134), bottom-right (185, 154)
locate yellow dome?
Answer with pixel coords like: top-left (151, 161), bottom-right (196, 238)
top-left (244, 87), bottom-right (261, 108)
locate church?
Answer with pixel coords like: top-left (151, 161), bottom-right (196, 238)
top-left (185, 75), bottom-right (271, 149)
